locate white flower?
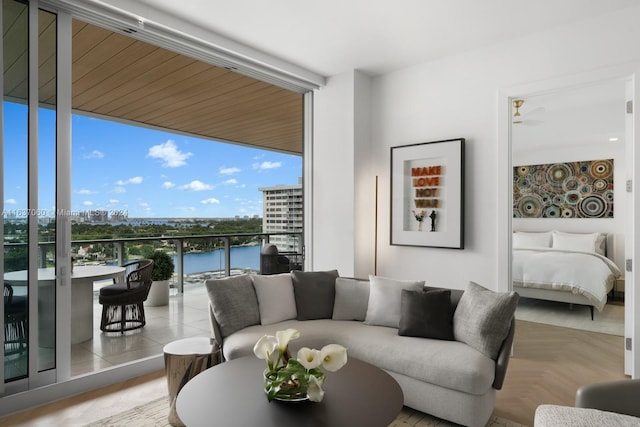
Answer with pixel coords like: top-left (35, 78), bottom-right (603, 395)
top-left (275, 328), bottom-right (300, 351)
top-left (307, 374), bottom-right (325, 402)
top-left (253, 335), bottom-right (277, 360)
top-left (320, 344), bottom-right (348, 372)
top-left (297, 347), bottom-right (322, 370)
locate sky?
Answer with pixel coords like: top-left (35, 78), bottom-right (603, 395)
top-left (3, 102), bottom-right (302, 219)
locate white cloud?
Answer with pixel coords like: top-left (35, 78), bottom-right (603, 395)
top-left (5, 198), bottom-right (16, 205)
top-left (223, 179), bottom-right (237, 185)
top-left (139, 202), bottom-right (149, 207)
top-left (110, 187), bottom-right (126, 194)
top-left (83, 150), bottom-right (104, 159)
top-left (220, 167), bottom-right (240, 175)
top-left (179, 180), bottom-right (214, 191)
top-left (253, 161), bottom-right (282, 170)
top-left (162, 181), bottom-right (176, 189)
top-left (201, 198), bottom-right (220, 205)
top-left (116, 176), bottom-right (143, 185)
top-left (147, 140), bottom-right (192, 168)
top-left (109, 199), bottom-right (119, 204)
top-left (76, 189), bottom-right (97, 195)
top-left (83, 201), bottom-right (93, 206)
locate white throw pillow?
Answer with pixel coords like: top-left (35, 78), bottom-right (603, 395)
top-left (251, 273), bottom-right (297, 325)
top-left (512, 231), bottom-right (552, 249)
top-left (364, 275), bottom-right (424, 328)
top-left (552, 231), bottom-right (601, 253)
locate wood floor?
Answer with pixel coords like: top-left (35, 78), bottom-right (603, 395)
top-left (0, 319), bottom-right (628, 427)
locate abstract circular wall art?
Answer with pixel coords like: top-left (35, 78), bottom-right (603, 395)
top-left (513, 159), bottom-right (613, 218)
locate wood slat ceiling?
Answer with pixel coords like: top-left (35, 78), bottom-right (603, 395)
top-left (3, 13), bottom-right (303, 154)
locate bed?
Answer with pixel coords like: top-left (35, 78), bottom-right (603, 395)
top-left (512, 230), bottom-right (622, 319)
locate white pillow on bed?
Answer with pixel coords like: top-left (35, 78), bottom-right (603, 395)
top-left (513, 231), bottom-right (552, 249)
top-left (552, 231), bottom-right (605, 254)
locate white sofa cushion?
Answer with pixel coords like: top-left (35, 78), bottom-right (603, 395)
top-left (535, 404), bottom-right (640, 427)
top-left (364, 275), bottom-right (424, 328)
top-left (251, 273), bottom-right (297, 325)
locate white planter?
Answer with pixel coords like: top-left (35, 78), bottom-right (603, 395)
top-left (146, 279), bottom-right (170, 306)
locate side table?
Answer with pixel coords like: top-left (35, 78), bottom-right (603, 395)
top-left (163, 337), bottom-right (222, 427)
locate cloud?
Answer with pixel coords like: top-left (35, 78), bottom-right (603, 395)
top-left (220, 167), bottom-right (240, 175)
top-left (201, 198), bottom-right (220, 205)
top-left (110, 187), bottom-right (126, 194)
top-left (5, 198), bottom-right (16, 205)
top-left (139, 202), bottom-right (149, 207)
top-left (83, 201), bottom-right (93, 206)
top-left (109, 199), bottom-right (119, 204)
top-left (116, 176), bottom-right (143, 185)
top-left (76, 189), bottom-right (97, 195)
top-left (179, 180), bottom-right (214, 191)
top-left (162, 181), bottom-right (176, 189)
top-left (83, 150), bottom-right (104, 159)
top-left (253, 161), bottom-right (282, 170)
top-left (147, 140), bottom-right (192, 168)
top-left (223, 179), bottom-right (237, 185)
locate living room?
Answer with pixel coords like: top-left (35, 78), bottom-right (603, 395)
top-left (3, 0), bottom-right (640, 425)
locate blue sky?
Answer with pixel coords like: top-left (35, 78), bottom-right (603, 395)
top-left (3, 102), bottom-right (302, 218)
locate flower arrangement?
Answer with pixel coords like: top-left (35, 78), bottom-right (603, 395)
top-left (253, 328), bottom-right (348, 402)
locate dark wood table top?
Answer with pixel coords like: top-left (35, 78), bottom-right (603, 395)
top-left (176, 355), bottom-right (404, 427)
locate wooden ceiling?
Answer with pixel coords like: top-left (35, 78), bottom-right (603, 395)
top-left (4, 9), bottom-right (303, 154)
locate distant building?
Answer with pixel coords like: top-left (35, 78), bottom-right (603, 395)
top-left (259, 180), bottom-right (302, 253)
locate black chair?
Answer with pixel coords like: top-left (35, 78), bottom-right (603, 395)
top-left (99, 259), bottom-right (154, 333)
top-left (260, 244), bottom-right (292, 275)
top-left (4, 283), bottom-right (28, 356)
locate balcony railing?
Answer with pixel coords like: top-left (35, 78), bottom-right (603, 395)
top-left (4, 232), bottom-right (303, 292)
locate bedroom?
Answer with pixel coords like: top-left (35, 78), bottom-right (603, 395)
top-left (511, 78), bottom-right (626, 331)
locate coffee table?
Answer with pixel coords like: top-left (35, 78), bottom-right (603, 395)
top-left (176, 356), bottom-right (403, 427)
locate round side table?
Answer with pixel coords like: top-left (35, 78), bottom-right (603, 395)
top-left (163, 337), bottom-right (222, 427)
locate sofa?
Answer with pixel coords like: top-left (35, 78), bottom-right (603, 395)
top-left (535, 378), bottom-right (640, 426)
top-left (205, 271), bottom-right (519, 427)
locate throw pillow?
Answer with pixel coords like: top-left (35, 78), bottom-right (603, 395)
top-left (291, 270), bottom-right (339, 320)
top-left (332, 278), bottom-right (370, 321)
top-left (398, 289), bottom-right (454, 340)
top-left (512, 231), bottom-right (552, 249)
top-left (204, 274), bottom-right (260, 339)
top-left (453, 281), bottom-right (519, 359)
top-left (364, 275), bottom-right (424, 328)
top-left (251, 273), bottom-right (297, 325)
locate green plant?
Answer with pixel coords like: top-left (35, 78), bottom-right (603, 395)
top-left (147, 250), bottom-right (175, 281)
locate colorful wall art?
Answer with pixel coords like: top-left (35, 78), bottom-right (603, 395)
top-left (513, 159), bottom-right (614, 218)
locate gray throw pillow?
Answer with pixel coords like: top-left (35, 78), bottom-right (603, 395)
top-left (292, 270), bottom-right (339, 320)
top-left (204, 274), bottom-right (260, 339)
top-left (453, 281), bottom-right (519, 359)
top-left (332, 278), bottom-right (370, 321)
top-left (364, 275), bottom-right (424, 328)
top-left (398, 289), bottom-right (454, 340)
top-left (251, 273), bottom-right (297, 325)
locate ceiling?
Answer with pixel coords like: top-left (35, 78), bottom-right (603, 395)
top-left (121, 0), bottom-right (637, 77)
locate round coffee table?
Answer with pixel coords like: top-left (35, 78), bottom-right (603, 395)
top-left (176, 356), bottom-right (403, 427)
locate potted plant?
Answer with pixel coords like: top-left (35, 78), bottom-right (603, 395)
top-left (145, 250), bottom-right (175, 306)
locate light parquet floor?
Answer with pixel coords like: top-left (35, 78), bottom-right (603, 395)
top-left (0, 319), bottom-right (628, 426)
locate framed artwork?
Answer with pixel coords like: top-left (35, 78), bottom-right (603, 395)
top-left (390, 138), bottom-right (464, 248)
top-left (513, 159), bottom-right (614, 218)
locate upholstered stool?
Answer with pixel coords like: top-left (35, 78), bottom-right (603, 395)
top-left (163, 337), bottom-right (222, 427)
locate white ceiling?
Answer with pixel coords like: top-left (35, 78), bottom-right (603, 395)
top-left (126, 0), bottom-right (637, 77)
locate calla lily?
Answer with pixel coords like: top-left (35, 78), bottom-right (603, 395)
top-left (307, 374), bottom-right (325, 402)
top-left (275, 328), bottom-right (300, 351)
top-left (320, 344), bottom-right (348, 372)
top-left (297, 347), bottom-right (322, 370)
top-left (253, 334), bottom-right (277, 360)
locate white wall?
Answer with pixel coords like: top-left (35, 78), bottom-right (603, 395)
top-left (313, 5), bottom-right (640, 291)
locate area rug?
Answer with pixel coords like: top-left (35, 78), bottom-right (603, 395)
top-left (515, 297), bottom-right (624, 336)
top-left (85, 397), bottom-right (526, 427)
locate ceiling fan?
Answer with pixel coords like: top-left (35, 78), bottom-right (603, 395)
top-left (512, 99), bottom-right (545, 125)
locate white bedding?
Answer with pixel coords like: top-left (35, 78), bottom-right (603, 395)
top-left (512, 248), bottom-right (622, 312)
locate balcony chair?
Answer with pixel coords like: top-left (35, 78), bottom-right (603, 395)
top-left (259, 244), bottom-right (292, 275)
top-left (99, 259), bottom-right (154, 333)
top-left (4, 283), bottom-right (28, 356)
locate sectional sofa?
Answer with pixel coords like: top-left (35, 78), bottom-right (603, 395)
top-left (205, 271), bottom-right (518, 427)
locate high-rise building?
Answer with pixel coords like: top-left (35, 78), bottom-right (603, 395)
top-left (259, 180), bottom-right (303, 253)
